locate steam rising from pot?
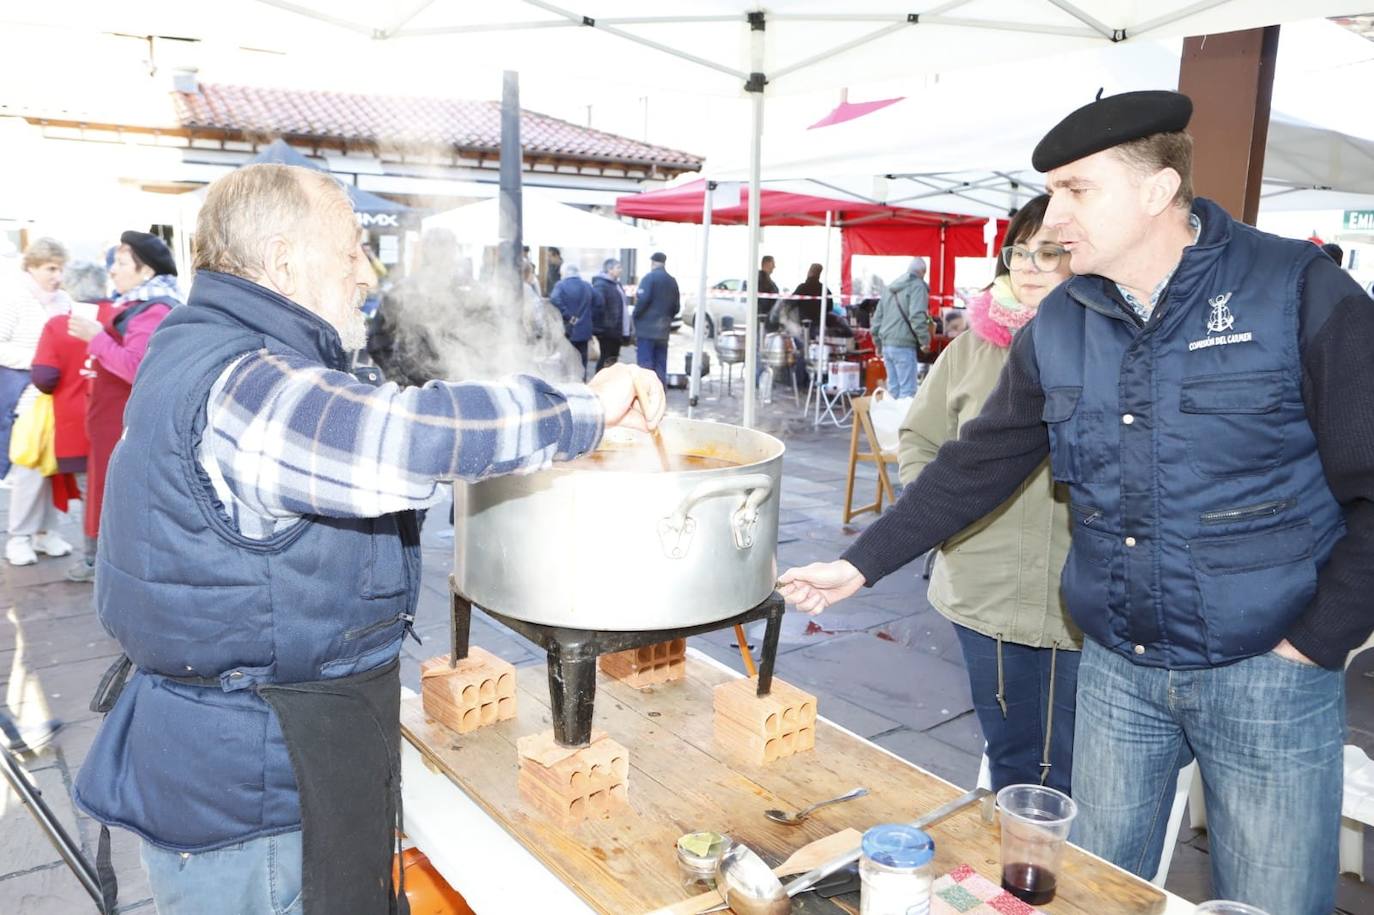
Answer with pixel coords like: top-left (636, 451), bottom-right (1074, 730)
top-left (369, 228), bottom-right (582, 386)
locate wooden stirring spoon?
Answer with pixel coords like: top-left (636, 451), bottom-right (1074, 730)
top-left (631, 372), bottom-right (672, 471)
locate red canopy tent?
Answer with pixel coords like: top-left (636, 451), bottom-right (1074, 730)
top-left (615, 179), bottom-right (987, 314)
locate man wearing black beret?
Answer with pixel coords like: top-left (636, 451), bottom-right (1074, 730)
top-left (779, 90), bottom-right (1373, 913)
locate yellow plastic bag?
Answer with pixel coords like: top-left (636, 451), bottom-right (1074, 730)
top-left (9, 392), bottom-right (57, 476)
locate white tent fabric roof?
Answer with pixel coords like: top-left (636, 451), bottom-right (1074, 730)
top-left (8, 1), bottom-right (1362, 426)
top-left (5, 2), bottom-right (1360, 96)
top-left (423, 192), bottom-right (651, 250)
top-left (708, 20), bottom-right (1374, 215)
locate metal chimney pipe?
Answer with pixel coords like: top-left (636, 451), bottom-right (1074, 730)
top-left (498, 70), bottom-right (523, 301)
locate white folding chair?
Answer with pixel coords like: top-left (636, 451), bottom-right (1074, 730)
top-left (1340, 632), bottom-right (1374, 879)
top-left (1152, 761), bottom-right (1199, 886)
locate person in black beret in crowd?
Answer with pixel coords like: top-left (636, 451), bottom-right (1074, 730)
top-left (779, 89), bottom-right (1374, 914)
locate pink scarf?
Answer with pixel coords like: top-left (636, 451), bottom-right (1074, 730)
top-left (24, 273), bottom-right (72, 315)
top-left (968, 276), bottom-right (1035, 349)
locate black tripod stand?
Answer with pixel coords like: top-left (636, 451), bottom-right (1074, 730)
top-left (0, 721), bottom-right (109, 913)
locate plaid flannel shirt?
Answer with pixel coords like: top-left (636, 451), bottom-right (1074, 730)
top-left (199, 350), bottom-right (603, 539)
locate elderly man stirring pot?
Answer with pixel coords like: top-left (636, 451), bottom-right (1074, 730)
top-left (780, 91), bottom-right (1374, 914)
top-left (73, 164), bottom-right (665, 915)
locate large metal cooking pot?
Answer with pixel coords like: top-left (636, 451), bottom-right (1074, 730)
top-left (452, 417), bottom-right (783, 630)
top-left (715, 331), bottom-right (746, 365)
top-left (762, 333), bottom-right (796, 369)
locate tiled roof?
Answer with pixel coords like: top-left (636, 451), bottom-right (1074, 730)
top-left (172, 83), bottom-right (702, 170)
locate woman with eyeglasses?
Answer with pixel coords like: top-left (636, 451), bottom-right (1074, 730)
top-left (896, 194), bottom-right (1082, 794)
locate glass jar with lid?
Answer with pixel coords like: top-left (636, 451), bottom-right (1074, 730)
top-left (859, 823), bottom-right (934, 915)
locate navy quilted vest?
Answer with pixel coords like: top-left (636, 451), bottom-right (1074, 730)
top-left (1032, 198), bottom-right (1343, 669)
top-left (74, 271), bottom-right (421, 850)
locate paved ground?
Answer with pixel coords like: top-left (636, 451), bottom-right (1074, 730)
top-left (3, 334), bottom-right (1374, 912)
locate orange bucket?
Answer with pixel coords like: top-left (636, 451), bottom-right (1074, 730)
top-left (392, 847), bottom-right (476, 915)
top-left (863, 355), bottom-right (887, 393)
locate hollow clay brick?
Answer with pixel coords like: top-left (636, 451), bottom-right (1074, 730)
top-left (420, 648), bottom-right (518, 735)
top-left (516, 729), bottom-right (630, 825)
top-left (598, 638), bottom-right (687, 690)
top-left (712, 676), bottom-right (818, 765)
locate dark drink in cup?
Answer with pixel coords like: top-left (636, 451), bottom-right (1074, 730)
top-left (1001, 861), bottom-right (1057, 904)
top-left (996, 785), bottom-right (1076, 908)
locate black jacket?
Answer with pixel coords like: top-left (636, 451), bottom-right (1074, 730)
top-left (592, 274), bottom-right (626, 338)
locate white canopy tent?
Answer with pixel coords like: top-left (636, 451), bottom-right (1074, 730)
top-left (7, 1), bottom-right (1361, 425)
top-left (8, 2), bottom-right (1354, 97)
top-left (710, 20), bottom-right (1374, 218)
top-left (423, 192), bottom-right (651, 249)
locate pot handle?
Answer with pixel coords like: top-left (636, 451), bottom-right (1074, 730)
top-left (658, 473), bottom-right (775, 558)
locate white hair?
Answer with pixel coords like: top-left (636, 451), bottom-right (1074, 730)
top-left (194, 163), bottom-right (349, 279)
top-left (64, 261), bottom-right (108, 302)
top-left (560, 262), bottom-right (580, 278)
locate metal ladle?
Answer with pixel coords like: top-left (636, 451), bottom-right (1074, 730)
top-left (764, 787), bottom-right (868, 825)
top-left (712, 844), bottom-right (790, 915)
top-left (698, 786), bottom-right (992, 914)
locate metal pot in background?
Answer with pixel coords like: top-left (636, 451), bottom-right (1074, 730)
top-left (452, 418), bottom-right (784, 631)
top-left (762, 333), bottom-right (796, 370)
top-left (715, 331), bottom-right (746, 365)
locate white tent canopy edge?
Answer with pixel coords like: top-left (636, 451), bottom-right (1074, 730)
top-left (9, 1), bottom-right (1359, 425)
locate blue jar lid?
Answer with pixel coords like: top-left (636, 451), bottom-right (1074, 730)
top-left (861, 824), bottom-right (935, 869)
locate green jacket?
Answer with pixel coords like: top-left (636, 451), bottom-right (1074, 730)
top-left (896, 290), bottom-right (1080, 650)
top-left (872, 272), bottom-right (931, 350)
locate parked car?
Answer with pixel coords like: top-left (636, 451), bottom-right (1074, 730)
top-left (679, 278), bottom-right (752, 338)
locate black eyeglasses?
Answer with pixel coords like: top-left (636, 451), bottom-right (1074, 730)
top-left (1000, 244), bottom-right (1069, 272)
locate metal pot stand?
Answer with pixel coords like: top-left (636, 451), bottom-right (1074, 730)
top-left (447, 581), bottom-right (787, 748)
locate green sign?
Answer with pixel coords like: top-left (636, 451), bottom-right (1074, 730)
top-left (1344, 210), bottom-right (1374, 232)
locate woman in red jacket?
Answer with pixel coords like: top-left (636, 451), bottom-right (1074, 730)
top-left (32, 262), bottom-right (108, 579)
top-left (64, 232), bottom-right (180, 581)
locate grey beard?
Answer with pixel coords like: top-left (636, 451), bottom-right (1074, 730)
top-left (330, 287), bottom-right (369, 352)
top-left (337, 312), bottom-right (367, 352)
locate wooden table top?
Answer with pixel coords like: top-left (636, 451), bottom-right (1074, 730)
top-left (400, 653), bottom-right (1165, 915)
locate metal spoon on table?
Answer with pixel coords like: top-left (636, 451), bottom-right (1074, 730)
top-left (764, 787), bottom-right (868, 825)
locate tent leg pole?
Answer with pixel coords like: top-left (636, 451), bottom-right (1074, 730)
top-left (938, 225), bottom-right (946, 317)
top-left (815, 210), bottom-right (832, 427)
top-left (742, 30), bottom-right (766, 430)
top-left (689, 185), bottom-right (714, 416)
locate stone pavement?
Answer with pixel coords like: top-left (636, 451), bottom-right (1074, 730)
top-left (3, 346), bottom-right (1374, 912)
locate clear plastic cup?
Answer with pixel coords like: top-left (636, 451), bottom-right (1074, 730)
top-left (996, 784), bottom-right (1078, 905)
top-left (1194, 902), bottom-right (1271, 915)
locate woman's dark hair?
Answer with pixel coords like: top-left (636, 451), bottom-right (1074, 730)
top-left (806, 262), bottom-right (822, 280)
top-left (992, 193), bottom-right (1052, 283)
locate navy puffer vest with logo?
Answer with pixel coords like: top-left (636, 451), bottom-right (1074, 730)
top-left (74, 271), bottom-right (420, 850)
top-left (1032, 198), bottom-right (1343, 669)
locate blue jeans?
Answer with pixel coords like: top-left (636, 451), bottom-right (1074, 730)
top-left (882, 346), bottom-right (917, 397)
top-left (141, 830), bottom-right (302, 915)
top-left (636, 338), bottom-right (668, 386)
top-left (1072, 638), bottom-right (1343, 914)
top-left (0, 366), bottom-right (31, 479)
top-left (953, 624), bottom-right (1079, 795)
